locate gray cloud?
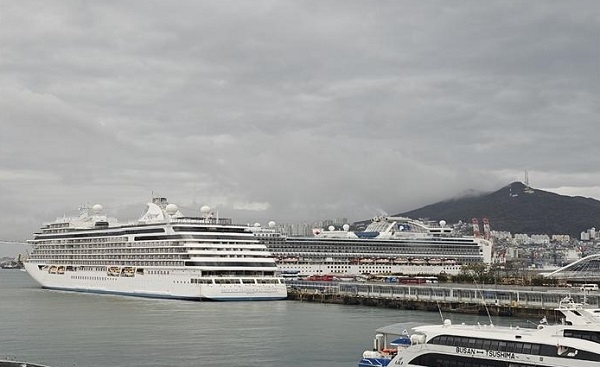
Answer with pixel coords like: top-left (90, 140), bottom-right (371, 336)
top-left (1, 0), bottom-right (598, 243)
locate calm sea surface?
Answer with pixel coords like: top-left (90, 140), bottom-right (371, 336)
top-left (1, 271), bottom-right (515, 367)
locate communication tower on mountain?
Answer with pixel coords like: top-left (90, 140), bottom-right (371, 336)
top-left (523, 170), bottom-right (534, 194)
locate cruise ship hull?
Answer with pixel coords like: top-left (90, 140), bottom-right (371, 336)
top-left (25, 263), bottom-right (287, 301)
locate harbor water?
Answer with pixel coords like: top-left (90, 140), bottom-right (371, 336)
top-left (1, 270), bottom-right (522, 367)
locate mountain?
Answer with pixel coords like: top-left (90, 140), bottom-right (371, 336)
top-left (395, 182), bottom-right (600, 237)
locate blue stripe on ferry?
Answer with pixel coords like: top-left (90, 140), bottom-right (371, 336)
top-left (42, 287), bottom-right (287, 302)
top-left (358, 358), bottom-right (392, 367)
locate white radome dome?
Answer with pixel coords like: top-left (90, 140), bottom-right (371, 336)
top-left (200, 206), bottom-right (211, 214)
top-left (268, 221), bottom-right (276, 228)
top-left (92, 204), bottom-right (103, 213)
top-left (165, 204), bottom-right (178, 215)
top-left (439, 220), bottom-right (446, 227)
top-left (328, 225), bottom-right (335, 231)
top-left (254, 223), bottom-right (261, 227)
top-left (343, 224), bottom-right (350, 231)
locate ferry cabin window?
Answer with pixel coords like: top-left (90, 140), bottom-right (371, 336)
top-left (564, 330), bottom-right (600, 344)
top-left (498, 341), bottom-right (507, 351)
top-left (429, 336), bottom-right (541, 355)
top-left (468, 338), bottom-right (476, 349)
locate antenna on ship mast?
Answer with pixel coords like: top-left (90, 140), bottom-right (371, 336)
top-left (481, 294), bottom-right (494, 327)
top-left (436, 301), bottom-right (445, 324)
top-left (472, 275), bottom-right (494, 326)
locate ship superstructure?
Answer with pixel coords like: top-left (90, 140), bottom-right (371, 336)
top-left (253, 216), bottom-right (492, 277)
top-left (24, 197), bottom-right (287, 301)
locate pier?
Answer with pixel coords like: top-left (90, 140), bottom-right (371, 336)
top-left (286, 281), bottom-right (600, 319)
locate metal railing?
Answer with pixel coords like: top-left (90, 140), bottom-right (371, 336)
top-left (286, 280), bottom-right (600, 308)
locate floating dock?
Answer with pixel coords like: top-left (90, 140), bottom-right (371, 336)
top-left (286, 281), bottom-right (600, 319)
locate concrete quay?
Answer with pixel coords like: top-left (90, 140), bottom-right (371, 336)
top-left (286, 281), bottom-right (600, 320)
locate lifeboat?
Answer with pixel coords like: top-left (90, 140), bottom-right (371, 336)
top-left (427, 258), bottom-right (442, 265)
top-left (359, 258), bottom-right (375, 264)
top-left (121, 267), bottom-right (135, 277)
top-left (444, 259), bottom-right (457, 265)
top-left (393, 257), bottom-right (408, 264)
top-left (375, 258), bottom-right (391, 264)
top-left (410, 258), bottom-right (426, 265)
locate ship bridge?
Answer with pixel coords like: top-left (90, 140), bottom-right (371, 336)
top-left (544, 254), bottom-right (600, 282)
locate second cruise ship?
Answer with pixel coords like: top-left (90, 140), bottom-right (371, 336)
top-left (253, 216), bottom-right (493, 277)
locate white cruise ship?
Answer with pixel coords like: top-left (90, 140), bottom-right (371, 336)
top-left (358, 296), bottom-right (600, 367)
top-left (24, 197), bottom-right (287, 301)
top-left (253, 216), bottom-right (492, 277)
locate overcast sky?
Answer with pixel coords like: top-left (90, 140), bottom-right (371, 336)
top-left (1, 1), bottom-right (599, 247)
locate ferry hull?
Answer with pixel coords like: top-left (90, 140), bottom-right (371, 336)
top-left (394, 346), bottom-right (600, 367)
top-left (25, 263), bottom-right (287, 301)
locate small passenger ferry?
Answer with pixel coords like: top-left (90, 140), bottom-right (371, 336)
top-left (358, 297), bottom-right (600, 367)
top-left (0, 358), bottom-right (51, 367)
